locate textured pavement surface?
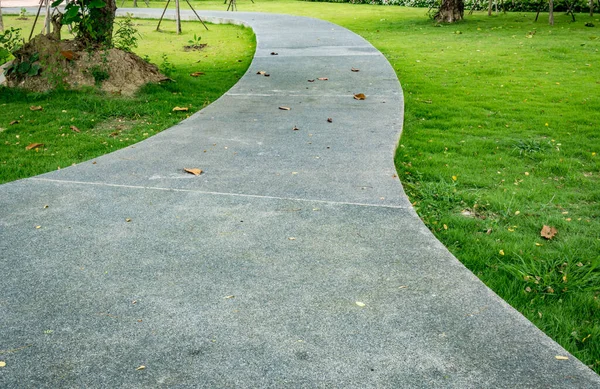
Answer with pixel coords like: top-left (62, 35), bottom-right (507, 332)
top-left (1, 9), bottom-right (599, 388)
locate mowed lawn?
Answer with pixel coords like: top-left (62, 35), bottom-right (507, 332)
top-left (3, 1), bottom-right (600, 372)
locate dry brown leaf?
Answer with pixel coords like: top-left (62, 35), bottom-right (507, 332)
top-left (224, 295), bottom-right (235, 299)
top-left (10, 120), bottom-right (19, 125)
top-left (317, 77), bottom-right (329, 81)
top-left (279, 106), bottom-right (291, 111)
top-left (25, 143), bottom-right (44, 150)
top-left (184, 168), bottom-right (203, 176)
top-left (327, 118), bottom-right (333, 123)
top-left (354, 93), bottom-right (366, 100)
top-left (270, 52), bottom-right (278, 55)
top-left (351, 67), bottom-right (360, 72)
top-left (308, 79), bottom-right (315, 83)
top-left (60, 50), bottom-right (79, 61)
top-left (555, 356), bottom-right (569, 360)
top-left (70, 125), bottom-right (81, 133)
top-left (30, 105), bottom-right (43, 111)
top-left (256, 71), bottom-right (266, 75)
top-left (125, 218), bottom-right (132, 222)
top-left (190, 72), bottom-right (205, 77)
top-left (540, 225), bottom-right (558, 240)
top-left (264, 73), bottom-right (270, 77)
top-left (292, 126), bottom-right (299, 131)
top-left (136, 365), bottom-right (146, 370)
top-left (172, 106), bottom-right (189, 112)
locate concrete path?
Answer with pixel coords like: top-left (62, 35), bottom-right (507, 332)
top-left (1, 9), bottom-right (599, 388)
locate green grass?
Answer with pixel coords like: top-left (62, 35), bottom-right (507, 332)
top-left (0, 15), bottom-right (255, 183)
top-left (2, 1), bottom-right (600, 372)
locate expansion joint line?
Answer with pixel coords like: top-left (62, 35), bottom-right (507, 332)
top-left (31, 178), bottom-right (409, 210)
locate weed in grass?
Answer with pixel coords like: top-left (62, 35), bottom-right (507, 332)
top-left (159, 53), bottom-right (175, 75)
top-left (512, 138), bottom-right (550, 156)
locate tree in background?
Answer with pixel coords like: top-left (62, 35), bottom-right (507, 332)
top-left (52, 0), bottom-right (117, 46)
top-left (435, 0), bottom-right (465, 22)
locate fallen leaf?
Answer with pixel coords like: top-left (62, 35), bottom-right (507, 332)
top-left (398, 285), bottom-right (408, 289)
top-left (70, 125), bottom-right (81, 133)
top-left (452, 175), bottom-right (457, 181)
top-left (288, 237), bottom-right (296, 240)
top-left (125, 218), bottom-right (132, 222)
top-left (136, 365), bottom-right (146, 370)
top-left (172, 106), bottom-right (189, 112)
top-left (0, 361), bottom-right (5, 367)
top-left (190, 72), bottom-right (205, 77)
top-left (25, 143), bottom-right (44, 150)
top-left (270, 52), bottom-right (278, 55)
top-left (35, 225), bottom-right (41, 229)
top-left (499, 250), bottom-right (505, 256)
top-left (256, 71), bottom-right (266, 75)
top-left (540, 225), bottom-right (558, 240)
top-left (355, 301), bottom-right (366, 307)
top-left (224, 295), bottom-right (235, 299)
top-left (486, 228), bottom-right (492, 235)
top-left (109, 131), bottom-right (120, 138)
top-left (327, 118), bottom-right (333, 123)
top-left (264, 73), bottom-right (270, 77)
top-left (555, 356), bottom-right (569, 360)
top-left (10, 120), bottom-right (19, 125)
top-left (525, 286), bottom-right (532, 293)
top-left (317, 77), bottom-right (328, 81)
top-left (353, 93), bottom-right (366, 100)
top-left (308, 79), bottom-right (315, 82)
top-left (29, 106), bottom-right (43, 111)
top-left (60, 50), bottom-right (78, 60)
top-left (351, 67), bottom-right (360, 72)
top-left (292, 126), bottom-right (299, 131)
top-left (184, 168), bottom-right (203, 176)
top-left (278, 106), bottom-right (291, 111)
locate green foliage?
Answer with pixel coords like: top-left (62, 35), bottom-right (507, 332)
top-left (4, 52), bottom-right (41, 78)
top-left (51, 0), bottom-right (110, 44)
top-left (188, 33), bottom-right (202, 45)
top-left (89, 65), bottom-right (110, 85)
top-left (0, 27), bottom-right (23, 66)
top-left (159, 53), bottom-right (175, 75)
top-left (114, 13), bottom-right (140, 52)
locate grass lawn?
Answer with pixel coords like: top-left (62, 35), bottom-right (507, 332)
top-left (2, 1), bottom-right (600, 372)
top-left (0, 15), bottom-right (255, 183)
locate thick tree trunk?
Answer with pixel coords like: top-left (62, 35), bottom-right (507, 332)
top-left (0, 0), bottom-right (4, 32)
top-left (488, 0), bottom-right (493, 15)
top-left (78, 0), bottom-right (117, 46)
top-left (549, 0), bottom-right (554, 25)
top-left (435, 0), bottom-right (464, 23)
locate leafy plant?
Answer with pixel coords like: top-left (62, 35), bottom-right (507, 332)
top-left (188, 34), bottom-right (202, 46)
top-left (51, 0), bottom-right (109, 45)
top-left (114, 13), bottom-right (140, 52)
top-left (89, 65), bottom-right (110, 85)
top-left (4, 52), bottom-right (41, 78)
top-left (0, 27), bottom-right (23, 65)
top-left (160, 53), bottom-right (175, 75)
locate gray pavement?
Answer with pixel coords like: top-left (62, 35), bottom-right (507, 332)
top-left (1, 9), bottom-right (599, 388)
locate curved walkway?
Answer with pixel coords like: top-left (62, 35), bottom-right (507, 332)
top-left (1, 9), bottom-right (599, 387)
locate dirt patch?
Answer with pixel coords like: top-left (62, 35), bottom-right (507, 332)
top-left (183, 44), bottom-right (207, 52)
top-left (6, 34), bottom-right (169, 96)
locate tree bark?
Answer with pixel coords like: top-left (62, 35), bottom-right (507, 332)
top-left (590, 0), bottom-right (594, 16)
top-left (78, 0), bottom-right (117, 46)
top-left (0, 0), bottom-right (4, 32)
top-left (435, 0), bottom-right (464, 23)
top-left (549, 0), bottom-right (554, 25)
top-left (488, 0), bottom-right (493, 15)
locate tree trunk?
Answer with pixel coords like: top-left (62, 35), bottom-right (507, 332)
top-left (78, 0), bottom-right (117, 46)
top-left (435, 0), bottom-right (464, 23)
top-left (133, 0), bottom-right (138, 7)
top-left (0, 0), bottom-right (4, 32)
top-left (488, 0), bottom-right (493, 15)
top-left (590, 0), bottom-right (594, 16)
top-left (549, 0), bottom-right (554, 25)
